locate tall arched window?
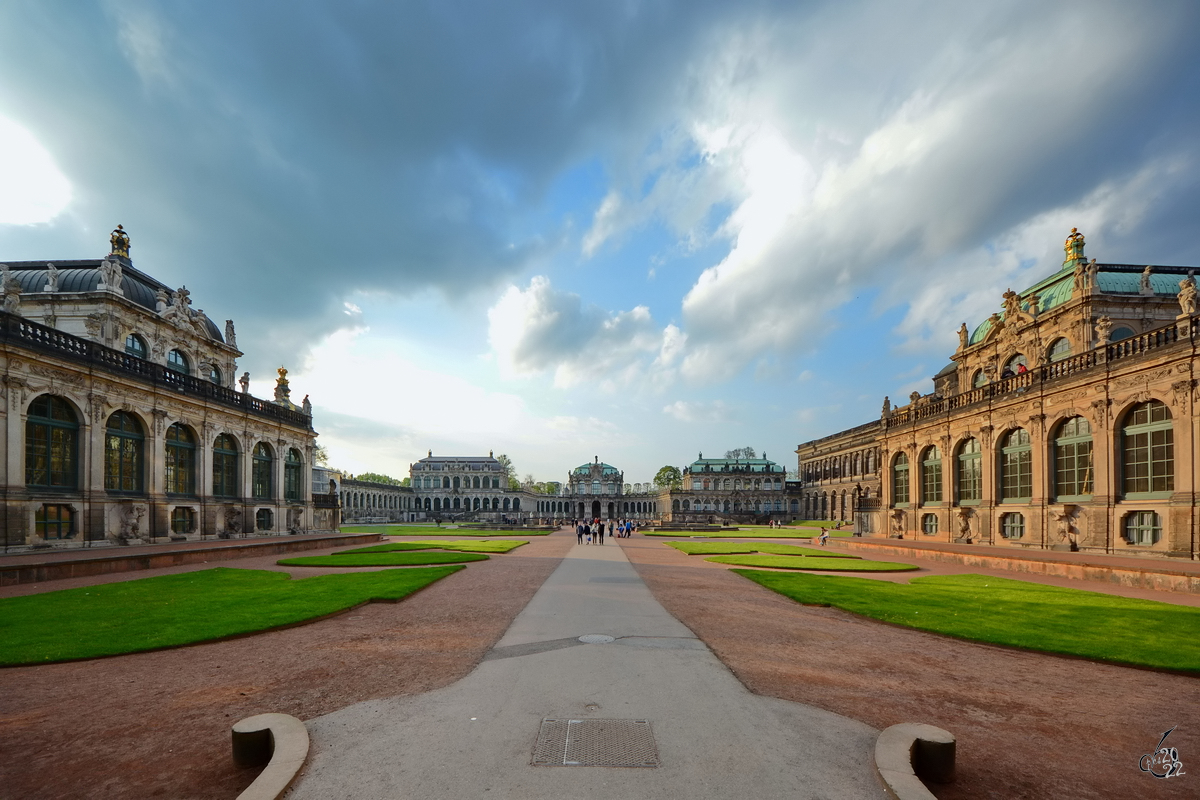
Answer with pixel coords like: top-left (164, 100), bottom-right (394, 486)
top-left (208, 364), bottom-right (222, 384)
top-left (284, 448), bottom-right (303, 501)
top-left (125, 334), bottom-right (147, 359)
top-left (892, 453), bottom-right (910, 506)
top-left (213, 434), bottom-right (239, 498)
top-left (972, 370), bottom-right (988, 388)
top-left (921, 446), bottom-right (943, 504)
top-left (165, 423), bottom-right (196, 495)
top-left (956, 438), bottom-right (981, 503)
top-left (999, 429), bottom-right (1032, 500)
top-left (1003, 354), bottom-right (1027, 374)
top-left (26, 395), bottom-right (79, 489)
top-left (105, 411), bottom-right (145, 493)
top-left (1122, 400), bottom-right (1173, 495)
top-left (1047, 338), bottom-right (1072, 362)
top-left (167, 349), bottom-right (190, 375)
top-left (1053, 417), bottom-right (1093, 499)
top-left (252, 443), bottom-right (274, 500)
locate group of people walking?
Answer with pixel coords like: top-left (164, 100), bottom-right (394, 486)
top-left (573, 518), bottom-right (638, 544)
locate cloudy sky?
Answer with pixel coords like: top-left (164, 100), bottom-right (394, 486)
top-left (2, 1), bottom-right (1199, 483)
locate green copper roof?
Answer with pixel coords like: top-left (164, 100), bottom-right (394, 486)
top-left (573, 462), bottom-right (620, 475)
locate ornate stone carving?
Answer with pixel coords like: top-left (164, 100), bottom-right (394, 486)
top-left (1094, 316), bottom-right (1112, 346)
top-left (44, 262), bottom-right (58, 292)
top-left (109, 224), bottom-right (130, 258)
top-left (1178, 271), bottom-right (1197, 316)
top-left (302, 395), bottom-right (312, 415)
top-left (152, 408), bottom-right (169, 437)
top-left (109, 504), bottom-right (146, 545)
top-left (224, 505), bottom-right (243, 536)
top-left (239, 372), bottom-right (250, 393)
top-left (1063, 228), bottom-right (1085, 266)
top-left (1052, 505), bottom-right (1083, 551)
top-left (957, 323), bottom-right (968, 352)
top-left (3, 276), bottom-right (21, 315)
top-left (1089, 398), bottom-right (1110, 428)
top-left (87, 393), bottom-right (108, 424)
top-left (274, 367), bottom-right (292, 404)
top-left (98, 258), bottom-right (124, 295)
top-left (1170, 380), bottom-right (1192, 411)
top-left (1140, 265), bottom-right (1153, 295)
top-left (225, 319), bottom-right (237, 348)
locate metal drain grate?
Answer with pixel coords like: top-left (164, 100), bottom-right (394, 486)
top-left (532, 718), bottom-right (659, 767)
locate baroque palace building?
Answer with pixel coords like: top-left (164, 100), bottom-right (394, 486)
top-left (409, 451), bottom-right (528, 520)
top-left (797, 230), bottom-right (1200, 559)
top-left (1, 227), bottom-right (328, 549)
top-left (663, 453), bottom-right (796, 524)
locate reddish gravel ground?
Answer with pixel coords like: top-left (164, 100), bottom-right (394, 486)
top-left (0, 533), bottom-right (573, 800)
top-left (618, 534), bottom-right (1199, 800)
top-left (3, 529), bottom-right (1197, 799)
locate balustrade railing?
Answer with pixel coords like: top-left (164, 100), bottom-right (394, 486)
top-left (1, 311), bottom-right (312, 429)
top-left (884, 315), bottom-right (1196, 428)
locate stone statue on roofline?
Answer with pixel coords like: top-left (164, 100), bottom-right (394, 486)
top-left (1140, 265), bottom-right (1154, 295)
top-left (44, 262), bottom-right (58, 292)
top-left (957, 323), bottom-right (968, 351)
top-left (239, 371), bottom-right (250, 393)
top-left (1178, 271), bottom-right (1197, 316)
top-left (274, 366), bottom-right (291, 404)
top-left (109, 224), bottom-right (130, 258)
top-left (224, 319), bottom-right (237, 348)
top-left (1087, 258), bottom-right (1099, 289)
top-left (98, 258), bottom-right (124, 295)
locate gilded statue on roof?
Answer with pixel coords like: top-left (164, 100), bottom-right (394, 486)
top-left (1063, 227), bottom-right (1085, 264)
top-left (109, 225), bottom-right (130, 257)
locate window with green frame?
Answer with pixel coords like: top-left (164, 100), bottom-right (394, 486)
top-left (252, 443), bottom-right (273, 500)
top-left (165, 423), bottom-right (196, 495)
top-left (1123, 511), bottom-right (1161, 546)
top-left (956, 438), bottom-right (981, 502)
top-left (171, 506), bottom-right (195, 534)
top-left (921, 446), bottom-right (942, 504)
top-left (284, 448), bottom-right (303, 501)
top-left (104, 411), bottom-right (145, 493)
top-left (255, 508), bottom-right (273, 531)
top-left (892, 453), bottom-right (909, 505)
top-left (1001, 512), bottom-right (1025, 539)
top-left (1000, 428), bottom-right (1032, 500)
top-left (36, 504), bottom-right (74, 539)
top-left (26, 395), bottom-right (79, 489)
top-left (922, 513), bottom-right (939, 534)
top-left (1122, 401), bottom-right (1173, 495)
top-left (213, 434), bottom-right (239, 497)
top-left (1053, 416), bottom-right (1093, 499)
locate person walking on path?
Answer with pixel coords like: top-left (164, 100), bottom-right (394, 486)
top-left (598, 521), bottom-right (605, 545)
top-left (576, 523), bottom-right (585, 545)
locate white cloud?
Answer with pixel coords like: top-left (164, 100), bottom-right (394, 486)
top-left (487, 275), bottom-right (674, 389)
top-left (0, 116), bottom-right (71, 225)
top-left (662, 399), bottom-right (733, 423)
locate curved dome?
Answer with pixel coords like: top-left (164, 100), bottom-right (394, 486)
top-left (5, 259), bottom-right (223, 343)
top-left (574, 462), bottom-right (620, 475)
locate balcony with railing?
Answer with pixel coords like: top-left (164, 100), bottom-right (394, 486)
top-left (884, 316), bottom-right (1197, 428)
top-left (0, 310), bottom-right (313, 429)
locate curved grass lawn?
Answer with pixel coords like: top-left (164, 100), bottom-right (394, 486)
top-left (667, 542), bottom-right (859, 558)
top-left (341, 525), bottom-right (549, 536)
top-left (339, 539), bottom-right (528, 554)
top-left (708, 554), bottom-right (916, 571)
top-left (645, 529), bottom-right (848, 539)
top-left (0, 566), bottom-right (462, 666)
top-left (733, 571), bottom-right (1200, 672)
top-left (279, 552), bottom-right (489, 567)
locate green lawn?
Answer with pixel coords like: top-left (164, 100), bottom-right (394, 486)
top-left (708, 555), bottom-right (916, 571)
top-left (667, 541), bottom-right (859, 558)
top-left (734, 571), bottom-right (1200, 672)
top-left (645, 529), bottom-right (850, 539)
top-left (279, 552), bottom-right (489, 567)
top-left (341, 525), bottom-right (550, 536)
top-left (338, 539), bottom-right (528, 554)
top-left (0, 566), bottom-right (462, 665)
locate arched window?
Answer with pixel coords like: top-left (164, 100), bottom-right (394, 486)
top-left (473, 497), bottom-right (480, 510)
top-left (442, 476), bottom-right (450, 489)
top-left (672, 499), bottom-right (680, 511)
top-left (593, 480), bottom-right (601, 494)
top-left (473, 476), bottom-right (480, 489)
top-left (1003, 354), bottom-right (1027, 375)
top-left (892, 453), bottom-right (909, 506)
top-left (453, 497), bottom-right (461, 509)
top-left (105, 411), bottom-right (145, 493)
top-left (682, 499), bottom-right (691, 510)
top-left (213, 434), bottom-right (239, 498)
top-left (284, 449), bottom-right (303, 501)
top-left (1123, 511), bottom-right (1161, 546)
top-left (252, 443), bottom-right (273, 500)
top-left (208, 364), bottom-right (222, 384)
top-left (167, 349), bottom-right (190, 375)
top-left (922, 513), bottom-right (939, 534)
top-left (26, 395), bottom-right (79, 489)
top-left (1001, 512), bottom-right (1025, 539)
top-left (999, 429), bottom-right (1032, 500)
top-left (1110, 326), bottom-right (1135, 342)
top-left (1047, 338), bottom-right (1072, 362)
top-left (165, 423), bottom-right (196, 495)
top-left (921, 446), bottom-right (942, 504)
top-left (453, 476), bottom-right (460, 489)
top-left (125, 334), bottom-right (147, 359)
top-left (1053, 417), bottom-right (1093, 499)
top-left (1122, 400), bottom-right (1173, 495)
top-left (972, 370), bottom-right (987, 388)
top-left (503, 498), bottom-right (510, 511)
top-left (956, 439), bottom-right (981, 502)
top-left (513, 498), bottom-right (520, 511)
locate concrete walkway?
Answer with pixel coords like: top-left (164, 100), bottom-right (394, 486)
top-left (288, 537), bottom-right (887, 799)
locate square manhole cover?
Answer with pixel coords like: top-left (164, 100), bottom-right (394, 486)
top-left (532, 718), bottom-right (659, 767)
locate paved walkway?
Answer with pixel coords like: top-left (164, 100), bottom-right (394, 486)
top-left (288, 536), bottom-right (888, 799)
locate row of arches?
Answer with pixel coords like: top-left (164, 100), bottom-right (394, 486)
top-left (672, 498), bottom-right (789, 514)
top-left (344, 492), bottom-right (411, 510)
top-left (802, 487), bottom-right (872, 521)
top-left (415, 475), bottom-right (502, 490)
top-left (801, 449), bottom-right (878, 483)
top-left (889, 400), bottom-right (1174, 538)
top-left (692, 477), bottom-right (784, 491)
top-left (424, 496), bottom-right (520, 512)
top-left (26, 394), bottom-right (305, 501)
top-left (123, 334), bottom-right (223, 384)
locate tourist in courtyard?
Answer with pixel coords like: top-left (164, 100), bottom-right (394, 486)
top-left (576, 522), bottom-right (585, 544)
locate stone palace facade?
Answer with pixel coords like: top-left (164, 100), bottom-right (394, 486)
top-left (797, 230), bottom-right (1200, 559)
top-left (408, 451), bottom-right (528, 521)
top-left (1, 227), bottom-right (327, 550)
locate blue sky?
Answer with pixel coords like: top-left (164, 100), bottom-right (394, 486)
top-left (2, 0), bottom-right (1199, 483)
